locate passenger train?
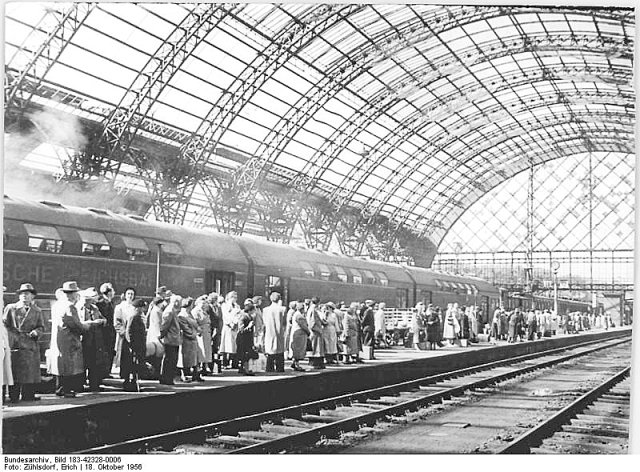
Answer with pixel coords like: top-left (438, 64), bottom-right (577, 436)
top-left (2, 196), bottom-right (500, 317)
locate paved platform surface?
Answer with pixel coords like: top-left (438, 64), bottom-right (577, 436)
top-left (2, 327), bottom-right (630, 454)
top-left (2, 339), bottom-right (494, 420)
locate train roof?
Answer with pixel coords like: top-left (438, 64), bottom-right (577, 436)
top-left (2, 196), bottom-right (247, 265)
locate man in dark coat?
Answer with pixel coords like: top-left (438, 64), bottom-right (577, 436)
top-left (3, 283), bottom-right (45, 402)
top-left (79, 288), bottom-right (110, 391)
top-left (95, 282), bottom-right (116, 374)
top-left (360, 300), bottom-right (376, 359)
top-left (205, 292), bottom-right (223, 372)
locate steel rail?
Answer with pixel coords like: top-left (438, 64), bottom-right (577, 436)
top-left (75, 334), bottom-right (631, 454)
top-left (497, 365), bottom-right (631, 454)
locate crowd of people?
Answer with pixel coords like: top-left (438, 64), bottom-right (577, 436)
top-left (489, 307), bottom-right (614, 343)
top-left (0, 280), bottom-right (617, 404)
top-left (1, 281), bottom-right (389, 402)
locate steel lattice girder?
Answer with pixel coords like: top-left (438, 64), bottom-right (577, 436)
top-left (419, 132), bottom-right (633, 246)
top-left (4, 3), bottom-right (95, 119)
top-left (100, 4), bottom-right (241, 178)
top-left (167, 3), bottom-right (364, 228)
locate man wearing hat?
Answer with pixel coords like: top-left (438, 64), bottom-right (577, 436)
top-left (2, 283), bottom-right (45, 402)
top-left (49, 281), bottom-right (93, 398)
top-left (360, 300), bottom-right (376, 360)
top-left (262, 292), bottom-right (287, 372)
top-left (78, 288), bottom-right (110, 392)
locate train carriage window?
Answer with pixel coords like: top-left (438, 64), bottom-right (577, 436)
top-left (122, 236), bottom-right (150, 261)
top-left (77, 230), bottom-right (111, 257)
top-left (435, 279), bottom-right (443, 290)
top-left (160, 241), bottom-right (183, 264)
top-left (24, 223), bottom-right (63, 253)
top-left (376, 272), bottom-right (389, 286)
top-left (317, 264), bottom-right (331, 281)
top-left (299, 261), bottom-right (315, 278)
top-left (333, 265), bottom-right (348, 283)
top-left (348, 268), bottom-right (363, 284)
top-left (362, 269), bottom-right (377, 285)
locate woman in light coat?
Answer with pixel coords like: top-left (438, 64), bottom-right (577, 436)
top-left (290, 302), bottom-right (310, 372)
top-left (178, 298), bottom-right (203, 382)
top-left (219, 291), bottom-right (240, 369)
top-left (306, 298), bottom-right (325, 369)
top-left (442, 304), bottom-right (460, 344)
top-left (322, 304), bottom-right (339, 365)
top-left (193, 296), bottom-right (212, 374)
top-left (340, 303), bottom-right (360, 363)
top-left (113, 287), bottom-right (136, 369)
top-left (284, 301), bottom-right (296, 359)
top-left (411, 302), bottom-right (426, 350)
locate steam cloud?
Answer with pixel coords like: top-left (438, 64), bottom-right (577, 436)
top-left (3, 109), bottom-right (134, 212)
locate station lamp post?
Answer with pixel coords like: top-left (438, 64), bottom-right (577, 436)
top-left (552, 261), bottom-right (560, 314)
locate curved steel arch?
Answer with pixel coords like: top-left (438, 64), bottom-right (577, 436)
top-left (431, 146), bottom-right (634, 250)
top-left (414, 128), bottom-right (633, 244)
top-left (99, 4), bottom-right (242, 172)
top-left (175, 4), bottom-right (364, 222)
top-left (222, 5), bottom-right (631, 229)
top-left (359, 90), bottom-right (632, 222)
top-left (299, 33), bottom-right (632, 213)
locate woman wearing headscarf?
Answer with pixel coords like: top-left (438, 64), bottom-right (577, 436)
top-left (220, 291), bottom-right (240, 370)
top-left (193, 296), bottom-right (212, 375)
top-left (425, 304), bottom-right (440, 350)
top-left (178, 297), bottom-right (203, 382)
top-left (78, 287), bottom-right (110, 392)
top-left (442, 303), bottom-right (459, 345)
top-left (306, 297), bottom-right (325, 369)
top-left (322, 303), bottom-right (339, 365)
top-left (290, 301), bottom-right (310, 372)
top-left (145, 296), bottom-right (165, 379)
top-left (411, 302), bottom-right (426, 351)
top-left (340, 302), bottom-right (360, 364)
top-left (236, 299), bottom-right (257, 376)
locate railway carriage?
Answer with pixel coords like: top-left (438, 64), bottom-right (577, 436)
top-left (2, 196), bottom-right (501, 359)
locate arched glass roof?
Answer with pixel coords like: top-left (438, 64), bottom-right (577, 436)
top-left (4, 2), bottom-right (635, 255)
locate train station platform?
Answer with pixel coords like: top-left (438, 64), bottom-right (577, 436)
top-left (2, 327), bottom-right (631, 454)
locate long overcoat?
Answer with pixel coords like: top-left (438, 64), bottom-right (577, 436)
top-left (322, 311), bottom-right (339, 355)
top-left (146, 303), bottom-right (165, 357)
top-left (159, 306), bottom-right (181, 347)
top-left (426, 310), bottom-right (440, 343)
top-left (178, 309), bottom-right (199, 369)
top-left (290, 310), bottom-right (310, 361)
top-left (1, 322), bottom-right (14, 386)
top-left (3, 302), bottom-right (45, 384)
top-left (442, 309), bottom-right (460, 340)
top-left (306, 305), bottom-right (325, 357)
top-left (193, 306), bottom-right (212, 363)
top-left (113, 301), bottom-right (135, 368)
top-left (263, 303), bottom-right (287, 355)
top-left (95, 296), bottom-right (116, 362)
top-left (340, 312), bottom-right (359, 355)
top-left (220, 302), bottom-right (240, 354)
top-left (49, 302), bottom-right (85, 377)
top-left (120, 311), bottom-right (147, 378)
top-left (79, 302), bottom-right (111, 379)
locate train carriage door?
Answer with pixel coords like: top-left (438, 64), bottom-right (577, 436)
top-left (396, 288), bottom-right (408, 309)
top-left (206, 270), bottom-right (235, 296)
top-left (265, 275), bottom-right (289, 305)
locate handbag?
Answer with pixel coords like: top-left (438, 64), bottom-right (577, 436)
top-left (249, 346), bottom-right (260, 360)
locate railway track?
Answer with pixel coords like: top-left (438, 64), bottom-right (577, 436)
top-left (76, 335), bottom-right (631, 455)
top-left (499, 368), bottom-right (631, 454)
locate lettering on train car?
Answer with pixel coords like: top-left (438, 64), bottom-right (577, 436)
top-left (3, 262), bottom-right (55, 284)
